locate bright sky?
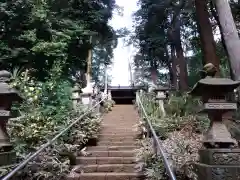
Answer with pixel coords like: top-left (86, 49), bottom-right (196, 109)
top-left (109, 0), bottom-right (138, 86)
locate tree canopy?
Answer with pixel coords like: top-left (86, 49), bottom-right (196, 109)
top-left (131, 0), bottom-right (240, 89)
top-left (0, 0), bottom-right (119, 82)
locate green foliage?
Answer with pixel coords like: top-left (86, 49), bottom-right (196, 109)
top-left (140, 93), bottom-right (164, 118)
top-left (137, 92), bottom-right (210, 180)
top-left (2, 69), bottom-right (102, 179)
top-left (0, 0), bottom-right (119, 177)
top-left (165, 93), bottom-right (202, 116)
top-left (103, 99), bottom-right (115, 112)
top-left (136, 139), bottom-right (167, 180)
top-left (140, 92), bottom-right (209, 134)
top-left (131, 0), bottom-right (234, 88)
top-left (10, 72), bottom-right (72, 147)
top-left (187, 40), bottom-right (231, 88)
top-left (0, 0), bottom-right (117, 81)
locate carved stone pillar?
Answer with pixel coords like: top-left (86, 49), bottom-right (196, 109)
top-left (0, 70), bottom-right (22, 166)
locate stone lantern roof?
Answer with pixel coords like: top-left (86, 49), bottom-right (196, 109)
top-left (190, 77), bottom-right (240, 96)
top-left (0, 70), bottom-right (22, 102)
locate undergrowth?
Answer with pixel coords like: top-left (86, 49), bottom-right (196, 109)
top-left (136, 92), bottom-right (210, 180)
top-left (1, 70), bottom-right (103, 179)
top-left (103, 99), bottom-right (115, 112)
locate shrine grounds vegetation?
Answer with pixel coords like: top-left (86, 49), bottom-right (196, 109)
top-left (0, 0), bottom-right (119, 178)
top-left (2, 0), bottom-right (240, 179)
top-left (135, 93), bottom-right (210, 180)
top-left (1, 69), bottom-right (103, 179)
top-left (136, 93), bottom-right (240, 180)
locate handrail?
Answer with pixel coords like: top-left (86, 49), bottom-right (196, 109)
top-left (136, 94), bottom-right (177, 180)
top-left (2, 97), bottom-right (106, 180)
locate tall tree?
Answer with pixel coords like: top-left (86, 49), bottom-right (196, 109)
top-left (173, 16), bottom-right (188, 90)
top-left (195, 0), bottom-right (220, 75)
top-left (0, 0), bottom-right (118, 82)
top-left (213, 0), bottom-right (240, 80)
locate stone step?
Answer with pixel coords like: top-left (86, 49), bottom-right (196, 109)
top-left (99, 131), bottom-right (138, 136)
top-left (101, 124), bottom-right (138, 127)
top-left (101, 125), bottom-right (134, 128)
top-left (67, 172), bottom-right (143, 180)
top-left (98, 134), bottom-right (138, 138)
top-left (98, 137), bottom-right (136, 142)
top-left (101, 128), bottom-right (136, 130)
top-left (97, 141), bottom-right (139, 146)
top-left (87, 146), bottom-right (138, 151)
top-left (81, 164), bottom-right (136, 173)
top-left (102, 126), bottom-right (137, 128)
top-left (87, 150), bottom-right (135, 157)
top-left (100, 131), bottom-right (137, 135)
top-left (76, 157), bottom-right (136, 165)
top-left (101, 127), bottom-right (135, 131)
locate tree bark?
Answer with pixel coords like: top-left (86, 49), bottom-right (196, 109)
top-left (150, 67), bottom-right (157, 85)
top-left (213, 0), bottom-right (240, 80)
top-left (171, 44), bottom-right (178, 89)
top-left (86, 36), bottom-right (92, 84)
top-left (195, 0), bottom-right (220, 76)
top-left (174, 16), bottom-right (188, 91)
top-left (210, 1), bottom-right (234, 79)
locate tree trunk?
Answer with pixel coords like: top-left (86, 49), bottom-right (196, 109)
top-left (149, 47), bottom-right (158, 85)
top-left (195, 0), bottom-right (220, 76)
top-left (213, 0), bottom-right (240, 80)
top-left (86, 36), bottom-right (93, 84)
top-left (165, 46), bottom-right (173, 85)
top-left (167, 28), bottom-right (178, 90)
top-left (171, 44), bottom-right (178, 89)
top-left (150, 67), bottom-right (157, 85)
top-left (174, 16), bottom-right (188, 91)
top-left (210, 1), bottom-right (234, 79)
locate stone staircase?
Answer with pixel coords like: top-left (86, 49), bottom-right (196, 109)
top-left (67, 105), bottom-right (143, 180)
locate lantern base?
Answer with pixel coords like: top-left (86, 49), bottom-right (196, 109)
top-left (195, 148), bottom-right (240, 180)
top-left (203, 121), bottom-right (237, 148)
top-left (0, 151), bottom-right (16, 166)
top-left (195, 163), bottom-right (240, 180)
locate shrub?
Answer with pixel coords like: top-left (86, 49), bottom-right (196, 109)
top-left (136, 93), bottom-right (210, 180)
top-left (103, 99), bottom-right (115, 112)
top-left (2, 70), bottom-right (102, 179)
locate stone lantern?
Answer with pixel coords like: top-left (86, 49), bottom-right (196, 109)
top-left (72, 83), bottom-right (81, 110)
top-left (0, 70), bottom-right (22, 166)
top-left (190, 63), bottom-right (240, 180)
top-left (153, 86), bottom-right (169, 117)
top-left (153, 86), bottom-right (169, 100)
top-left (81, 82), bottom-right (94, 109)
